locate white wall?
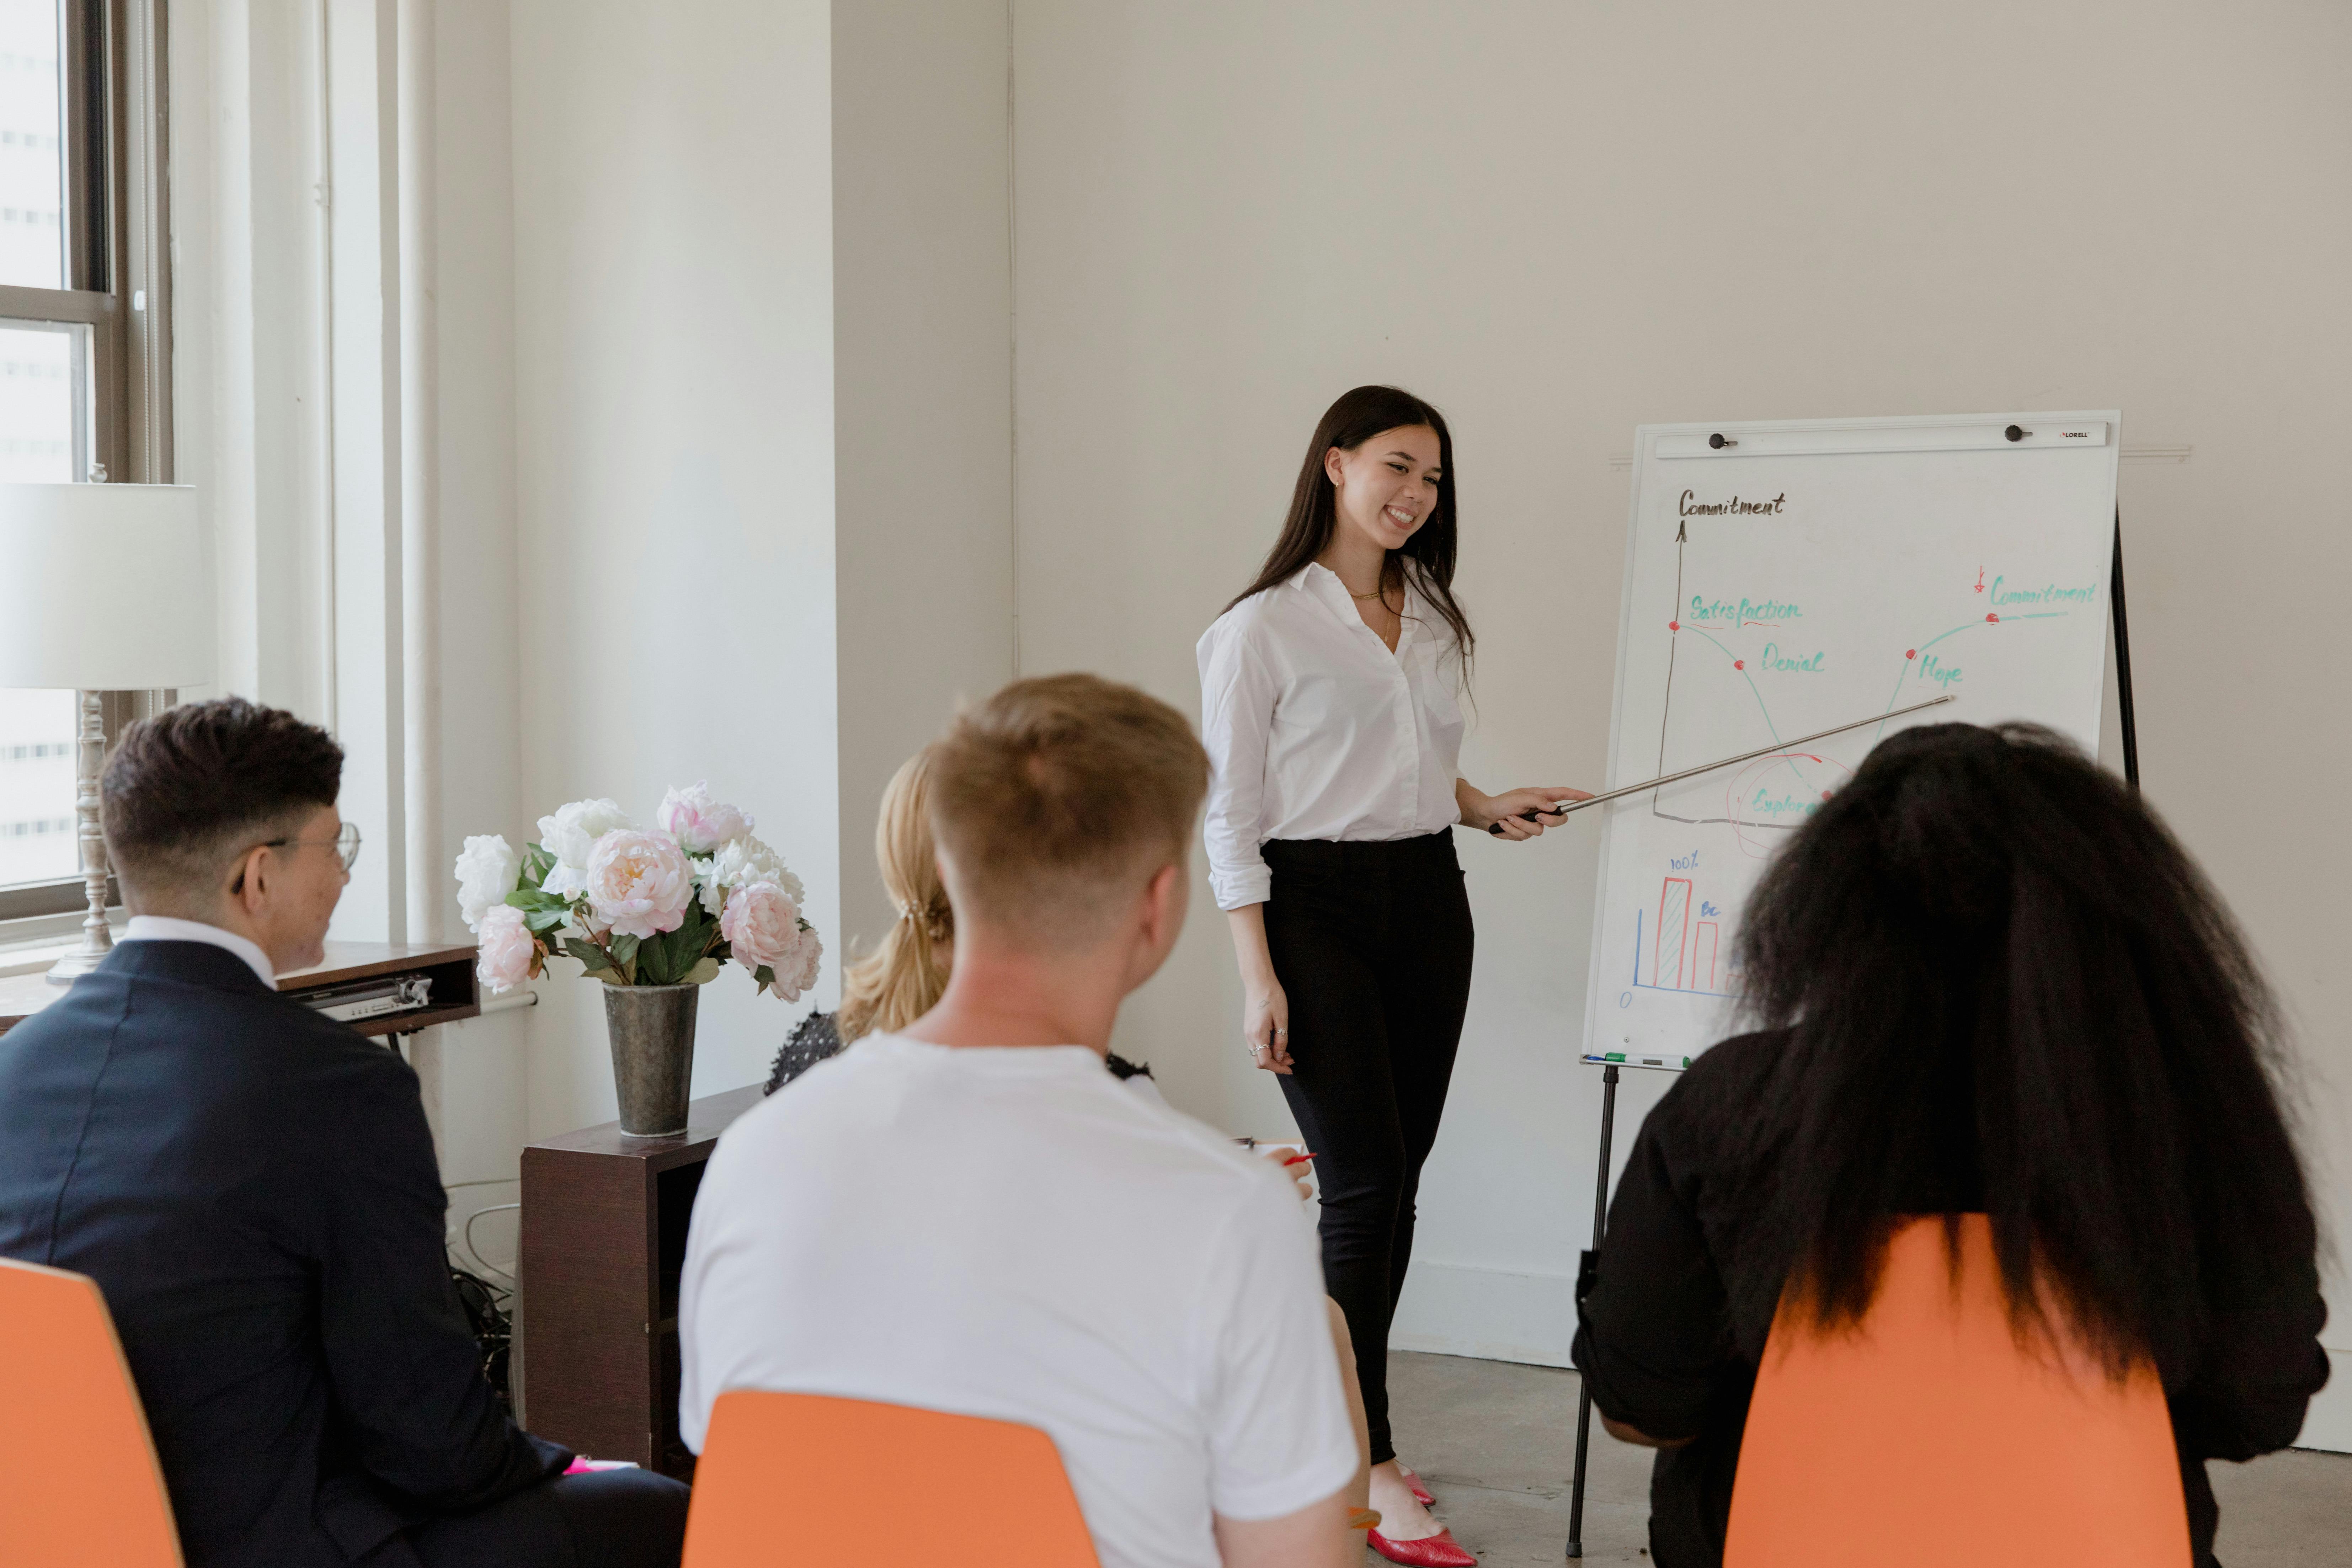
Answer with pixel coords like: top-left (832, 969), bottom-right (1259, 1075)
top-left (1010, 0), bottom-right (2352, 1441)
top-left (405, 0), bottom-right (531, 1237)
top-left (508, 0), bottom-right (841, 1136)
top-left (831, 0), bottom-right (1015, 960)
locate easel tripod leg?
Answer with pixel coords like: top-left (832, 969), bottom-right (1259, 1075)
top-left (1566, 1063), bottom-right (1620, 1559)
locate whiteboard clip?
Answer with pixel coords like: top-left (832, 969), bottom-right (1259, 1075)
top-left (2005, 425), bottom-right (2031, 442)
top-left (1708, 433), bottom-right (1737, 449)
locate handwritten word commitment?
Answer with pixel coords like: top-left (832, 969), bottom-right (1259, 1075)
top-left (1989, 576), bottom-right (2097, 607)
top-left (1679, 490), bottom-right (1789, 517)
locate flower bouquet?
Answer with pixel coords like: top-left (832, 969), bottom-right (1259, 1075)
top-left (453, 783), bottom-right (821, 1134)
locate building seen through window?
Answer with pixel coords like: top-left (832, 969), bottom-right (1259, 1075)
top-left (0, 0), bottom-right (99, 897)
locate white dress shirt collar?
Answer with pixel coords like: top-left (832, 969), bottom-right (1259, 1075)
top-left (1290, 561), bottom-right (1423, 658)
top-left (120, 915), bottom-right (278, 990)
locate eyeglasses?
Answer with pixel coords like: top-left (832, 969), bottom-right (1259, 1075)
top-left (261, 822), bottom-right (363, 873)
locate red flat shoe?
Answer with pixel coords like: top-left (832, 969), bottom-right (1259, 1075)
top-left (1394, 1463), bottom-right (1438, 1507)
top-left (1367, 1525), bottom-right (1477, 1566)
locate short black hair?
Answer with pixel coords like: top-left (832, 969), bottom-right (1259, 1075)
top-left (101, 698), bottom-right (343, 903)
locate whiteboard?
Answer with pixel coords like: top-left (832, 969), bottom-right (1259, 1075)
top-left (1580, 411), bottom-right (2122, 1068)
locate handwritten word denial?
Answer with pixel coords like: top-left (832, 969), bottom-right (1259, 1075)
top-left (1679, 490), bottom-right (1789, 517)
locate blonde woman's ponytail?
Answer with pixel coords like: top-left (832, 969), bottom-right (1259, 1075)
top-left (836, 751), bottom-right (954, 1044)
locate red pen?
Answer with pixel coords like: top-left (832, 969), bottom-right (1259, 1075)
top-left (1281, 1151), bottom-right (1318, 1167)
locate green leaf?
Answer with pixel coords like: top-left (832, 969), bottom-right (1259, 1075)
top-left (609, 933), bottom-right (640, 966)
top-left (684, 957), bottom-right (721, 986)
top-left (524, 907), bottom-right (568, 934)
top-left (752, 963), bottom-right (775, 987)
top-left (561, 937), bottom-right (615, 980)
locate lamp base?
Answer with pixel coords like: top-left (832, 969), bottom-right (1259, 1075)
top-left (48, 689), bottom-right (117, 985)
top-left (45, 936), bottom-right (113, 984)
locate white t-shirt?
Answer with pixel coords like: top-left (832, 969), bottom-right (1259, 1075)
top-left (1196, 561), bottom-right (1468, 911)
top-left (677, 1034), bottom-right (1356, 1568)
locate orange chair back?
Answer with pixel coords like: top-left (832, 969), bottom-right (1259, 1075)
top-left (682, 1391), bottom-right (1101, 1568)
top-left (1725, 1215), bottom-right (2187, 1568)
top-left (0, 1257), bottom-right (182, 1567)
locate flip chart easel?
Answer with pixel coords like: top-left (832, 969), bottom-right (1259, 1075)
top-left (1561, 414), bottom-right (2137, 1559)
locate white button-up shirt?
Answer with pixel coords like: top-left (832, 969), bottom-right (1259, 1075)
top-left (1196, 563), bottom-right (1467, 911)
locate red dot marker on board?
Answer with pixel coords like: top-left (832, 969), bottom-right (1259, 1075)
top-left (1821, 791), bottom-right (1832, 801)
top-left (1906, 649), bottom-right (1917, 659)
top-left (1668, 620), bottom-right (1680, 630)
top-left (1734, 660), bottom-right (1745, 670)
top-left (1986, 613), bottom-right (1999, 623)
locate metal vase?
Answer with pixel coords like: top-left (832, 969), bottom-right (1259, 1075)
top-left (601, 983), bottom-right (699, 1136)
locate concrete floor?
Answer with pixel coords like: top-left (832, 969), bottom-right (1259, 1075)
top-left (1379, 1351), bottom-right (2352, 1567)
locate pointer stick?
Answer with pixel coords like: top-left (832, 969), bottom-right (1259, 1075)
top-left (1490, 693), bottom-right (1957, 832)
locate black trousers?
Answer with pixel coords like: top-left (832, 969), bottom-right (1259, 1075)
top-left (362, 1468), bottom-right (691, 1568)
top-left (1263, 832), bottom-right (1475, 1466)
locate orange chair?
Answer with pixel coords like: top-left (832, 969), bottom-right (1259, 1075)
top-left (1725, 1214), bottom-right (2188, 1568)
top-left (682, 1390), bottom-right (1101, 1567)
top-left (0, 1257), bottom-right (183, 1567)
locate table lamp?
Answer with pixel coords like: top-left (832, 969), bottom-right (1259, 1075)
top-left (0, 483), bottom-right (212, 981)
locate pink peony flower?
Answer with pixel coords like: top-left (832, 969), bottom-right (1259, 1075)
top-left (585, 829), bottom-right (695, 940)
top-left (720, 880), bottom-right (801, 978)
top-left (776, 926), bottom-right (823, 1002)
top-left (476, 905), bottom-right (539, 994)
top-left (657, 781), bottom-right (754, 855)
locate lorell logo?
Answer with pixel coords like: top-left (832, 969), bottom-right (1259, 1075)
top-left (2061, 430), bottom-right (2090, 438)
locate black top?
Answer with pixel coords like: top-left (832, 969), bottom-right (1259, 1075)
top-left (0, 941), bottom-right (566, 1567)
top-left (1570, 1031), bottom-right (2330, 1568)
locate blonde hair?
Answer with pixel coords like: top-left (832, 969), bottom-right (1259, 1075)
top-left (927, 673), bottom-right (1208, 951)
top-left (836, 752), bottom-right (955, 1045)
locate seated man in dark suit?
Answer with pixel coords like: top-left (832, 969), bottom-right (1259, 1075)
top-left (0, 699), bottom-right (689, 1568)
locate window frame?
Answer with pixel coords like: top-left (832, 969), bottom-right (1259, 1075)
top-left (0, 0), bottom-right (172, 923)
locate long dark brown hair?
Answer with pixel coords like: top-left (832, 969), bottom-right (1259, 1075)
top-left (1226, 385), bottom-right (1475, 663)
top-left (1728, 722), bottom-right (2315, 1382)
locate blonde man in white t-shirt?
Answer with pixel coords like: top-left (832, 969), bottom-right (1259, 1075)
top-left (679, 674), bottom-right (1358, 1568)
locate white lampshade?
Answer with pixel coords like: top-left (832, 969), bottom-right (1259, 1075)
top-left (0, 483), bottom-right (212, 690)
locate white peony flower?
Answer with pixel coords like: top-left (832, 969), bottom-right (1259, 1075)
top-left (537, 798), bottom-right (635, 900)
top-left (690, 856), bottom-right (726, 918)
top-left (704, 834), bottom-right (805, 906)
top-left (584, 829), bottom-right (696, 940)
top-left (719, 881), bottom-right (802, 982)
top-left (453, 834), bottom-right (519, 933)
top-left (657, 781), bottom-right (754, 855)
top-left (475, 905), bottom-right (539, 994)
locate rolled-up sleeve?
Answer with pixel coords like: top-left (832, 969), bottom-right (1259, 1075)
top-left (1198, 621), bottom-right (1278, 910)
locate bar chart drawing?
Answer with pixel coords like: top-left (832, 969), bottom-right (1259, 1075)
top-left (1655, 877), bottom-right (1691, 990)
top-left (1633, 879), bottom-right (1732, 997)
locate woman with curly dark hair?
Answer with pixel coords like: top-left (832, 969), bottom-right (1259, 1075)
top-left (1572, 722), bottom-right (2327, 1568)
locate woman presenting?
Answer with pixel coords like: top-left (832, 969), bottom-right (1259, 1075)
top-left (1198, 385), bottom-right (1589, 1566)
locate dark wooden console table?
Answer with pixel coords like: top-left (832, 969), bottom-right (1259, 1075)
top-left (0, 940), bottom-right (481, 1038)
top-left (517, 1082), bottom-right (765, 1478)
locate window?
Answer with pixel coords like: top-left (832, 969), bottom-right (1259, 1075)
top-left (0, 0), bottom-right (169, 919)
